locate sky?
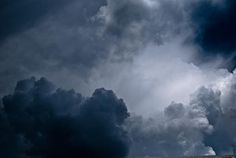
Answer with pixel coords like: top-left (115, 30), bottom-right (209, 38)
top-left (0, 0), bottom-right (236, 157)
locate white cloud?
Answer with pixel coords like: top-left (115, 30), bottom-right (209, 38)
top-left (85, 37), bottom-right (230, 117)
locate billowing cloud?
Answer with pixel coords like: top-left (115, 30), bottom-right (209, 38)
top-left (0, 77), bottom-right (130, 158)
top-left (1, 0), bottom-right (236, 157)
top-left (1, 72), bottom-right (236, 158)
top-left (203, 71), bottom-right (236, 155)
top-left (127, 93), bottom-right (215, 157)
top-left (126, 71), bottom-right (236, 157)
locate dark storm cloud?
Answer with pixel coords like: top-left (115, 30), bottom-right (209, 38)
top-left (0, 77), bottom-right (130, 158)
top-left (2, 1), bottom-right (236, 156)
top-left (190, 0), bottom-right (236, 70)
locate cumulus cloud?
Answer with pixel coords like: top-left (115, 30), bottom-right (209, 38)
top-left (1, 71), bottom-right (236, 158)
top-left (127, 95), bottom-right (215, 157)
top-left (203, 71), bottom-right (236, 154)
top-left (0, 77), bottom-right (130, 158)
top-left (126, 71), bottom-right (236, 157)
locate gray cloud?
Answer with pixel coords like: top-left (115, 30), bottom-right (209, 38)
top-left (127, 100), bottom-right (215, 157)
top-left (1, 66), bottom-right (236, 158)
top-left (126, 73), bottom-right (236, 157)
top-left (1, 0), bottom-right (236, 99)
top-left (0, 0), bottom-right (107, 96)
top-left (97, 0), bottom-right (188, 47)
top-left (203, 72), bottom-right (236, 154)
top-left (0, 0), bottom-right (190, 98)
top-left (0, 77), bottom-right (130, 158)
top-left (1, 1), bottom-right (236, 157)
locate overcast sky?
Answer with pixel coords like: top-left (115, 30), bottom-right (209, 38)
top-left (1, 0), bottom-right (236, 158)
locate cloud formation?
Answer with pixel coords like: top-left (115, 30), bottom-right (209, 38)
top-left (1, 0), bottom-right (236, 157)
top-left (127, 72), bottom-right (236, 157)
top-left (1, 70), bottom-right (236, 158)
top-left (0, 77), bottom-right (130, 158)
top-left (1, 0), bottom-right (236, 98)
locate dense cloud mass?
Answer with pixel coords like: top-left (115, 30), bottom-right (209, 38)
top-left (127, 75), bottom-right (236, 157)
top-left (0, 77), bottom-right (130, 158)
top-left (2, 71), bottom-right (236, 158)
top-left (127, 90), bottom-right (215, 157)
top-left (1, 0), bottom-right (236, 157)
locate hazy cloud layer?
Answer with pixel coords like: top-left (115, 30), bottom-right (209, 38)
top-left (0, 0), bottom-right (189, 97)
top-left (1, 0), bottom-right (236, 98)
top-left (0, 0), bottom-right (74, 41)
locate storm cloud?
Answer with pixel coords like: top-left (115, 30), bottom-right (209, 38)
top-left (1, 0), bottom-right (236, 157)
top-left (1, 71), bottom-right (236, 158)
top-left (0, 77), bottom-right (130, 158)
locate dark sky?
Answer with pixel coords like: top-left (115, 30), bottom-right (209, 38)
top-left (191, 0), bottom-right (236, 71)
top-left (1, 0), bottom-right (236, 157)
